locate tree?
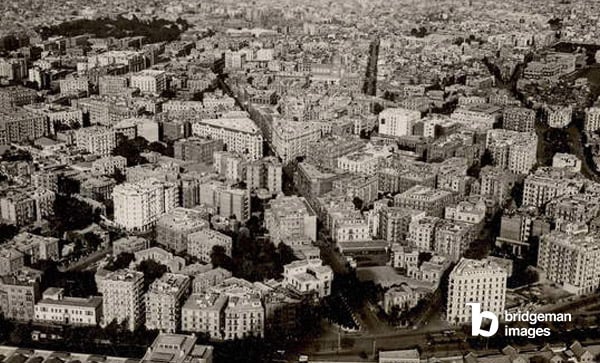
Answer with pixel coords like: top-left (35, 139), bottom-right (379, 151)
top-left (48, 195), bottom-right (101, 235)
top-left (352, 197), bottom-right (363, 211)
top-left (211, 245), bottom-right (233, 270)
top-left (105, 252), bottom-right (135, 271)
top-left (0, 224), bottom-right (18, 244)
top-left (111, 169), bottom-right (126, 184)
top-left (112, 135), bottom-right (149, 166)
top-left (137, 260), bottom-right (168, 291)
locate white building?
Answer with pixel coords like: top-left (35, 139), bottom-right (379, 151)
top-left (446, 258), bottom-right (507, 324)
top-left (92, 155), bottom-right (127, 176)
top-left (75, 126), bottom-right (116, 157)
top-left (584, 107), bottom-right (600, 132)
top-left (102, 269), bottom-right (144, 331)
top-left (130, 69), bottom-right (167, 95)
top-left (34, 287), bottom-right (102, 326)
top-left (146, 273), bottom-right (191, 333)
top-left (544, 104), bottom-right (573, 128)
top-left (552, 153), bottom-right (582, 173)
top-left (270, 119), bottom-right (322, 164)
top-left (378, 108), bottom-right (421, 137)
top-left (112, 178), bottom-right (178, 232)
top-left (192, 117), bottom-right (263, 160)
top-left (538, 230), bottom-right (600, 295)
top-left (485, 129), bottom-right (538, 174)
top-left (282, 259), bottom-right (333, 299)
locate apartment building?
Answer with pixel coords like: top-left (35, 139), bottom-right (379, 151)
top-left (265, 195), bottom-right (317, 245)
top-left (187, 229), bottom-right (233, 263)
top-left (270, 119), bottom-right (322, 164)
top-left (394, 185), bottom-right (455, 218)
top-left (378, 107), bottom-right (421, 137)
top-left (112, 179), bottom-right (178, 232)
top-left (0, 268), bottom-right (42, 322)
top-left (485, 129), bottom-right (538, 174)
top-left (146, 273), bottom-right (191, 333)
top-left (102, 269), bottom-right (144, 331)
top-left (174, 137), bottom-right (224, 164)
top-left (155, 208), bottom-right (210, 253)
top-left (538, 230), bottom-right (600, 295)
top-left (130, 69), bottom-right (167, 95)
top-left (191, 117), bottom-right (263, 160)
top-left (523, 167), bottom-right (584, 209)
top-left (92, 155), bottom-right (127, 176)
top-left (0, 107), bottom-right (48, 145)
top-left (407, 216), bottom-right (440, 251)
top-left (379, 207), bottom-right (426, 244)
top-left (245, 157), bottom-right (282, 195)
top-left (75, 126), bottom-right (116, 157)
top-left (446, 258), bottom-right (507, 324)
top-left (503, 107), bottom-right (535, 132)
top-left (434, 219), bottom-right (474, 262)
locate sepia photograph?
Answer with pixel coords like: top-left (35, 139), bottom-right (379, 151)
top-left (0, 0), bottom-right (600, 362)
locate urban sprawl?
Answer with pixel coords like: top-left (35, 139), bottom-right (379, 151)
top-left (2, 0), bottom-right (600, 362)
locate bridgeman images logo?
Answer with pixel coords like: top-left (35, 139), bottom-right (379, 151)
top-left (467, 303), bottom-right (572, 339)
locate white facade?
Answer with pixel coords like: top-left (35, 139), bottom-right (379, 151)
top-left (102, 269), bottom-right (145, 331)
top-left (130, 70), bottom-right (166, 95)
top-left (75, 126), bottom-right (116, 157)
top-left (112, 179), bottom-right (178, 232)
top-left (282, 259), bottom-right (333, 299)
top-left (378, 108), bottom-right (421, 137)
top-left (192, 117), bottom-right (263, 160)
top-left (446, 258), bottom-right (507, 324)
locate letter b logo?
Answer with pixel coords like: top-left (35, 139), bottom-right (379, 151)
top-left (467, 303), bottom-right (498, 337)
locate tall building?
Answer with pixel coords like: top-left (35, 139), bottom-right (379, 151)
top-left (585, 107), bottom-right (600, 132)
top-left (181, 293), bottom-right (227, 340)
top-left (434, 219), bottom-right (474, 262)
top-left (59, 75), bottom-right (89, 96)
top-left (485, 129), bottom-right (537, 174)
top-left (155, 208), bottom-right (210, 253)
top-left (502, 107), bottom-right (535, 132)
top-left (379, 207), bottom-right (426, 244)
top-left (523, 167), bottom-right (584, 208)
top-left (112, 179), bottom-right (178, 232)
top-left (191, 117), bottom-right (263, 160)
top-left (544, 104), bottom-right (572, 128)
top-left (130, 69), bottom-right (167, 95)
top-left (245, 157), bottom-right (282, 195)
top-left (265, 195), bottom-right (317, 245)
top-left (0, 268), bottom-right (42, 321)
top-left (270, 119), bottom-right (322, 164)
top-left (98, 75), bottom-right (129, 95)
top-left (446, 258), bottom-right (507, 324)
top-left (145, 273), bottom-right (191, 333)
top-left (219, 188), bottom-right (251, 222)
top-left (0, 190), bottom-right (36, 226)
top-left (0, 107), bottom-right (48, 145)
top-left (538, 230), bottom-right (600, 295)
top-left (102, 269), bottom-right (144, 331)
top-left (75, 126), bottom-right (116, 157)
top-left (378, 108), bottom-right (421, 137)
